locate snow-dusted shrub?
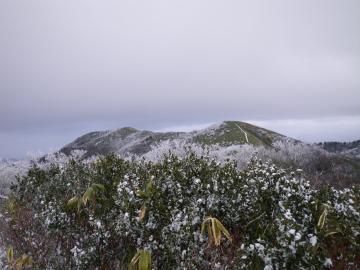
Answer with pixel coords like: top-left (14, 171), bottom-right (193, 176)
top-left (0, 150), bottom-right (89, 198)
top-left (134, 139), bottom-right (360, 187)
top-left (138, 139), bottom-right (262, 169)
top-left (0, 159), bottom-right (31, 197)
top-left (1, 152), bottom-right (359, 269)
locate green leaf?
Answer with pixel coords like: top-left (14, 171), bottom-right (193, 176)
top-left (138, 250), bottom-right (151, 270)
top-left (146, 179), bottom-right (153, 194)
top-left (129, 252), bottom-right (140, 270)
top-left (6, 246), bottom-right (13, 264)
top-left (137, 190), bottom-right (147, 198)
top-left (67, 196), bottom-right (84, 212)
top-left (215, 218), bottom-right (232, 242)
top-left (67, 196), bottom-right (80, 208)
top-left (325, 230), bottom-right (340, 237)
top-left (15, 254), bottom-right (32, 270)
top-left (201, 216), bottom-right (211, 235)
top-left (211, 218), bottom-right (220, 246)
top-left (83, 183), bottom-right (105, 205)
top-left (201, 216), bottom-right (232, 247)
top-left (83, 187), bottom-right (95, 206)
top-left (139, 204), bottom-right (147, 221)
top-left (92, 183), bottom-right (105, 191)
top-left (317, 208), bottom-right (327, 230)
top-left (129, 250), bottom-right (151, 270)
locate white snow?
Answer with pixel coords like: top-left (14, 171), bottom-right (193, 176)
top-left (323, 258), bottom-right (333, 268)
top-left (309, 235), bottom-right (317, 246)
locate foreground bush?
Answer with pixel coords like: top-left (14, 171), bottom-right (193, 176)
top-left (0, 152), bottom-right (359, 269)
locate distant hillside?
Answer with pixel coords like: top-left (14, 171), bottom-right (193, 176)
top-left (61, 121), bottom-right (294, 157)
top-left (317, 140), bottom-right (360, 159)
top-left (58, 121), bottom-right (360, 188)
top-left (1, 121), bottom-right (359, 192)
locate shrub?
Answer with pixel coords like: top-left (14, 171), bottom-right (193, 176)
top-left (0, 152), bottom-right (359, 269)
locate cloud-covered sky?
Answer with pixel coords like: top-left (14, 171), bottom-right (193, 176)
top-left (0, 0), bottom-right (359, 158)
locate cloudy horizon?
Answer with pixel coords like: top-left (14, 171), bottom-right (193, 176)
top-left (1, 0), bottom-right (359, 158)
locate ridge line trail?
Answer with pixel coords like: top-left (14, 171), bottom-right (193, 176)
top-left (235, 123), bottom-right (249, 143)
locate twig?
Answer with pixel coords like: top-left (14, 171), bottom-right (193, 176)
top-left (245, 212), bottom-right (265, 227)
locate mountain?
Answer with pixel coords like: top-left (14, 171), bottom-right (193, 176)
top-left (60, 121), bottom-right (360, 187)
top-left (1, 121), bottom-right (358, 191)
top-left (317, 140), bottom-right (360, 159)
top-left (61, 121), bottom-right (294, 157)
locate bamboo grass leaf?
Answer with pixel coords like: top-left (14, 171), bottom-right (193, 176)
top-left (83, 187), bottom-right (95, 206)
top-left (138, 250), bottom-right (151, 270)
top-left (201, 216), bottom-right (232, 247)
top-left (92, 183), bottom-right (105, 191)
top-left (6, 246), bottom-right (13, 264)
top-left (139, 204), bottom-right (147, 221)
top-left (317, 208), bottom-right (327, 230)
top-left (215, 219), bottom-right (232, 242)
top-left (129, 250), bottom-right (151, 270)
top-left (325, 231), bottom-right (340, 237)
top-left (67, 196), bottom-right (83, 213)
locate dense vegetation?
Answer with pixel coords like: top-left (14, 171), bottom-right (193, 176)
top-left (0, 152), bottom-right (359, 269)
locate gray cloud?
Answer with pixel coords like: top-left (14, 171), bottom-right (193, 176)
top-left (0, 0), bottom-right (359, 157)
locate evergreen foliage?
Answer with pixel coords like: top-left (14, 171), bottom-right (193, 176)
top-left (0, 152), bottom-right (359, 269)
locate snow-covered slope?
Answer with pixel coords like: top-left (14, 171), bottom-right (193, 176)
top-left (61, 121), bottom-right (294, 157)
top-left (317, 140), bottom-right (360, 159)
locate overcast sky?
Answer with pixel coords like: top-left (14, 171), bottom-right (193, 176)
top-left (0, 0), bottom-right (359, 158)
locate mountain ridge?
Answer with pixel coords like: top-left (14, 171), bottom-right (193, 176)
top-left (61, 121), bottom-right (296, 157)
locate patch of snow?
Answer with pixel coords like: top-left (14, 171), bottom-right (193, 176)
top-left (192, 122), bottom-right (223, 136)
top-left (309, 235), bottom-right (317, 246)
top-left (323, 258), bottom-right (333, 268)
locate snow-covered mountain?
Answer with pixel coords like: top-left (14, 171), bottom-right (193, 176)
top-left (317, 140), bottom-right (360, 159)
top-left (1, 121), bottom-right (359, 195)
top-left (61, 121), bottom-right (295, 157)
top-left (59, 120), bottom-right (360, 187)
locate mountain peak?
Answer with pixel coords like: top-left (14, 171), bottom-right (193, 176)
top-left (192, 120), bottom-right (288, 146)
